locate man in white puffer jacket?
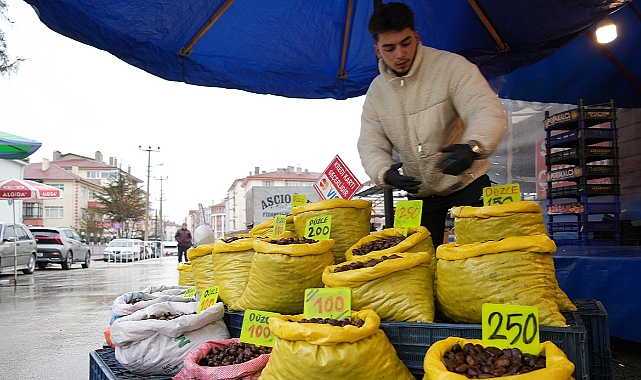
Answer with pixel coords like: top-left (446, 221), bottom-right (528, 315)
top-left (358, 2), bottom-right (506, 248)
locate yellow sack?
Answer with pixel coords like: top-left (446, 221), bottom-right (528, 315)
top-left (451, 201), bottom-right (547, 245)
top-left (187, 243), bottom-right (217, 295)
top-left (249, 215), bottom-right (296, 237)
top-left (177, 261), bottom-right (195, 286)
top-left (228, 238), bottom-right (335, 314)
top-left (436, 235), bottom-right (570, 327)
top-left (211, 236), bottom-right (256, 306)
top-left (260, 310), bottom-right (415, 380)
top-left (345, 226), bottom-right (434, 260)
top-left (293, 199), bottom-right (372, 264)
top-left (323, 252), bottom-right (434, 322)
top-left (423, 337), bottom-right (575, 380)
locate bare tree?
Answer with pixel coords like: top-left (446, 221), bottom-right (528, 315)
top-left (1, 0), bottom-right (24, 76)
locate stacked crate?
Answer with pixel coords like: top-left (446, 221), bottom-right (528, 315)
top-left (544, 100), bottom-right (621, 246)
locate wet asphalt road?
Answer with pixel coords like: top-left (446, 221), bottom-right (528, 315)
top-left (0, 255), bottom-right (179, 380)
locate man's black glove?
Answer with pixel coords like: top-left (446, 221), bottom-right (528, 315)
top-left (438, 144), bottom-right (478, 175)
top-left (384, 162), bottom-right (422, 193)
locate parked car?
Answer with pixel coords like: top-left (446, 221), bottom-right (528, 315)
top-left (28, 226), bottom-right (91, 270)
top-left (103, 239), bottom-right (144, 262)
top-left (162, 241), bottom-right (179, 256)
top-left (144, 241), bottom-right (162, 259)
top-left (0, 222), bottom-right (37, 275)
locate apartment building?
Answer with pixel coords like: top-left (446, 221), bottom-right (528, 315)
top-left (23, 151), bottom-right (143, 238)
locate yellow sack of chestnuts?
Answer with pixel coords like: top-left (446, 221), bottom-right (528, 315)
top-left (423, 337), bottom-right (575, 380)
top-left (177, 261), bottom-right (195, 287)
top-left (450, 202), bottom-right (547, 245)
top-left (259, 309), bottom-right (415, 380)
top-left (228, 235), bottom-right (334, 315)
top-left (322, 251), bottom-right (434, 323)
top-left (436, 235), bottom-right (570, 327)
top-left (249, 215), bottom-right (296, 237)
top-left (293, 199), bottom-right (372, 264)
top-left (211, 235), bottom-right (256, 306)
top-left (186, 243), bottom-right (217, 295)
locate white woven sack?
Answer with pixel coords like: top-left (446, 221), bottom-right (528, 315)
top-left (111, 301), bottom-right (230, 376)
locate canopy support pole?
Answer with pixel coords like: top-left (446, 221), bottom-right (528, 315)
top-left (586, 30), bottom-right (641, 96)
top-left (338, 0), bottom-right (355, 79)
top-left (179, 0), bottom-right (236, 56)
top-left (467, 0), bottom-right (508, 52)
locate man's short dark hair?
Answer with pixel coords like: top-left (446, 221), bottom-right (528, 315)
top-left (367, 2), bottom-right (416, 42)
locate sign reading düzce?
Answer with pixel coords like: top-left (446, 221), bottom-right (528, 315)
top-left (313, 155), bottom-right (362, 200)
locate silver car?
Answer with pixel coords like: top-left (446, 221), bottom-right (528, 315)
top-left (0, 222), bottom-right (37, 275)
top-left (29, 226), bottom-right (91, 270)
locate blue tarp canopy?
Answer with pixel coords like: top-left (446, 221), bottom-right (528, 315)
top-left (24, 0), bottom-right (641, 106)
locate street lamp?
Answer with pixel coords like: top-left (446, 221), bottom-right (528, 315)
top-left (139, 145), bottom-right (160, 242)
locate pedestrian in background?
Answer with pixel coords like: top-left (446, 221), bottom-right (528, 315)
top-left (175, 223), bottom-right (192, 263)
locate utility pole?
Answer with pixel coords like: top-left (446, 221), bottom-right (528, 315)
top-left (139, 145), bottom-right (160, 242)
top-left (154, 176), bottom-right (168, 241)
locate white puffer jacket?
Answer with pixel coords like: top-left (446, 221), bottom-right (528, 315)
top-left (358, 44), bottom-right (506, 197)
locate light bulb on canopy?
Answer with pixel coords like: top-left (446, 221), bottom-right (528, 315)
top-left (596, 17), bottom-right (617, 43)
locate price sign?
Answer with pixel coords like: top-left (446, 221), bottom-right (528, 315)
top-left (197, 286), bottom-right (219, 314)
top-left (272, 215), bottom-right (287, 238)
top-left (393, 200), bottom-right (422, 235)
top-left (239, 310), bottom-right (280, 347)
top-left (304, 287), bottom-right (351, 320)
top-left (183, 286), bottom-right (197, 298)
top-left (292, 194), bottom-right (306, 211)
top-left (483, 183), bottom-right (521, 206)
top-left (482, 303), bottom-right (540, 354)
top-left (304, 215), bottom-right (332, 240)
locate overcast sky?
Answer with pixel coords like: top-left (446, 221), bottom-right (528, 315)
top-left (0, 0), bottom-right (369, 223)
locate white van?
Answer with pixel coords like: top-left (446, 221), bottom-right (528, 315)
top-left (162, 241), bottom-right (178, 256)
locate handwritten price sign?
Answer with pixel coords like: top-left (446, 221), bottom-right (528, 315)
top-left (292, 194), bottom-right (307, 211)
top-left (394, 200), bottom-right (423, 235)
top-left (304, 215), bottom-right (332, 240)
top-left (183, 286), bottom-right (197, 298)
top-left (304, 287), bottom-right (351, 320)
top-left (272, 215), bottom-right (287, 238)
top-left (483, 184), bottom-right (521, 206)
top-left (197, 286), bottom-right (219, 314)
top-left (482, 303), bottom-right (540, 354)
top-left (240, 310), bottom-right (280, 347)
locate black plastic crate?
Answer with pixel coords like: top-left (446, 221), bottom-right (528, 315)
top-left (224, 309), bottom-right (244, 338)
top-left (554, 239), bottom-right (620, 247)
top-left (546, 146), bottom-right (618, 166)
top-left (89, 347), bottom-right (173, 380)
top-left (544, 107), bottom-right (616, 131)
top-left (569, 300), bottom-right (612, 380)
top-left (548, 221), bottom-right (618, 233)
top-left (547, 128), bottom-right (616, 148)
top-left (547, 166), bottom-right (618, 182)
top-left (548, 184), bottom-right (620, 199)
top-left (547, 202), bottom-right (620, 215)
top-left (380, 313), bottom-right (589, 380)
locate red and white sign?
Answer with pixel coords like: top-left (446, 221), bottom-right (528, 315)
top-left (314, 155), bottom-right (362, 200)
